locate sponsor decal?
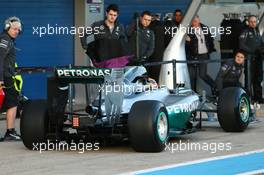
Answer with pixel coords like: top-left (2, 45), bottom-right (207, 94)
top-left (56, 68), bottom-right (111, 78)
top-left (167, 100), bottom-right (199, 114)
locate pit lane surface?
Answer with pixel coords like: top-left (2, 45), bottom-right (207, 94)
top-left (0, 115), bottom-right (263, 175)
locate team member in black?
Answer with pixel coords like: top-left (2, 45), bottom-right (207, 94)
top-left (0, 17), bottom-right (22, 141)
top-left (126, 11), bottom-right (155, 64)
top-left (215, 50), bottom-right (246, 91)
top-left (186, 15), bottom-right (216, 91)
top-left (164, 9), bottom-right (184, 47)
top-left (81, 4), bottom-right (129, 68)
top-left (239, 15), bottom-right (264, 103)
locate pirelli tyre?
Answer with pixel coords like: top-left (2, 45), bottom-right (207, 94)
top-left (128, 100), bottom-right (169, 152)
top-left (217, 87), bottom-right (250, 132)
top-left (20, 100), bottom-right (49, 150)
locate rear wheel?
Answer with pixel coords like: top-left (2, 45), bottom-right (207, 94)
top-left (20, 100), bottom-right (49, 150)
top-left (217, 87), bottom-right (250, 132)
top-left (128, 101), bottom-right (169, 152)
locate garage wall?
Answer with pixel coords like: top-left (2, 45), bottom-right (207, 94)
top-left (0, 0), bottom-right (74, 99)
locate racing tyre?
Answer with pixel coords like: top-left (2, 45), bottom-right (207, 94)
top-left (128, 100), bottom-right (169, 152)
top-left (217, 87), bottom-right (250, 132)
top-left (20, 100), bottom-right (49, 150)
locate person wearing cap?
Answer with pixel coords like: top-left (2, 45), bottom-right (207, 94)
top-left (0, 16), bottom-right (22, 141)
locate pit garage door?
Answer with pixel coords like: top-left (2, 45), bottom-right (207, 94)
top-left (0, 0), bottom-right (74, 99)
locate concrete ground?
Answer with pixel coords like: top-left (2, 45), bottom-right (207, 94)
top-left (0, 109), bottom-right (263, 175)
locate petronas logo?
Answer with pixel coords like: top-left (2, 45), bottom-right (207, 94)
top-left (56, 68), bottom-right (111, 78)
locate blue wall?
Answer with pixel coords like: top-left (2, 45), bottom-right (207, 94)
top-left (0, 0), bottom-right (74, 99)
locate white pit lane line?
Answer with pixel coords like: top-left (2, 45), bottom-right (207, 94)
top-left (236, 169), bottom-right (264, 175)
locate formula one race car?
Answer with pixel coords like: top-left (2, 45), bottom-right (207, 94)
top-left (20, 65), bottom-right (252, 152)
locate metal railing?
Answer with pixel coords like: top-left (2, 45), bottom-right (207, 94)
top-left (143, 58), bottom-right (233, 90)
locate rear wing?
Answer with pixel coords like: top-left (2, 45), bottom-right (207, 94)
top-left (16, 66), bottom-right (111, 84)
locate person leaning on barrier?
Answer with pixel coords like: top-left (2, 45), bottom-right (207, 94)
top-left (80, 4), bottom-right (130, 68)
top-left (215, 50), bottom-right (246, 94)
top-left (0, 17), bottom-right (22, 141)
top-left (185, 15), bottom-right (216, 91)
top-left (239, 15), bottom-right (264, 103)
top-left (126, 11), bottom-right (155, 64)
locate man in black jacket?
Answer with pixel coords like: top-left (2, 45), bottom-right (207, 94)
top-left (80, 4), bottom-right (129, 68)
top-left (215, 50), bottom-right (246, 91)
top-left (186, 15), bottom-right (215, 91)
top-left (239, 15), bottom-right (264, 103)
top-left (164, 9), bottom-right (183, 48)
top-left (0, 16), bottom-right (22, 141)
top-left (126, 11), bottom-right (155, 64)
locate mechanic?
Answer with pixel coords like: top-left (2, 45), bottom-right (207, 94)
top-left (80, 4), bottom-right (130, 68)
top-left (186, 15), bottom-right (216, 91)
top-left (164, 9), bottom-right (184, 47)
top-left (0, 17), bottom-right (22, 141)
top-left (239, 15), bottom-right (264, 103)
top-left (215, 50), bottom-right (246, 91)
top-left (126, 11), bottom-right (155, 64)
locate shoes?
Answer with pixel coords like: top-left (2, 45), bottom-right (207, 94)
top-left (1, 129), bottom-right (21, 141)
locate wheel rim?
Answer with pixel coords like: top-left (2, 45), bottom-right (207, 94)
top-left (239, 97), bottom-right (250, 123)
top-left (157, 112), bottom-right (168, 142)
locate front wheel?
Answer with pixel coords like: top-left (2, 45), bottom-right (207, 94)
top-left (128, 100), bottom-right (169, 152)
top-left (217, 87), bottom-right (250, 132)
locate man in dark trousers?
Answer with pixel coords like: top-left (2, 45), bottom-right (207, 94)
top-left (127, 11), bottom-right (155, 64)
top-left (0, 16), bottom-right (22, 141)
top-left (239, 15), bottom-right (264, 103)
top-left (186, 15), bottom-right (216, 91)
top-left (81, 4), bottom-right (130, 68)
